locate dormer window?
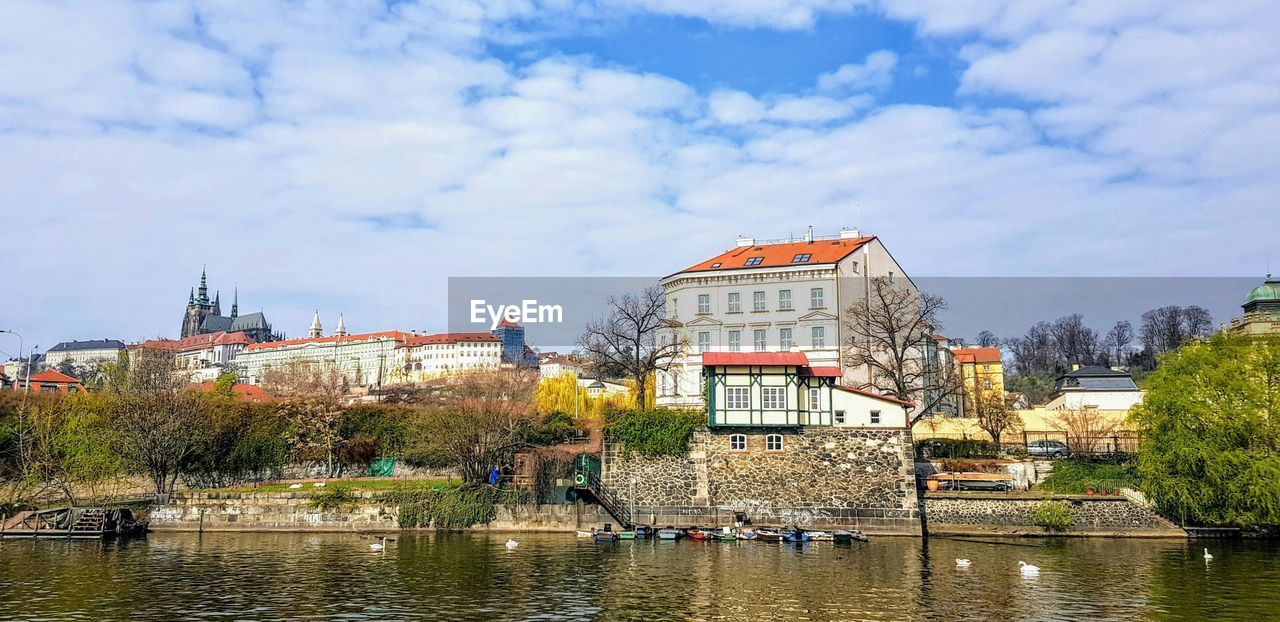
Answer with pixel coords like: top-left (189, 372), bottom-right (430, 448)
top-left (791, 253), bottom-right (811, 263)
top-left (710, 262), bottom-right (721, 268)
top-left (744, 257), bottom-right (763, 266)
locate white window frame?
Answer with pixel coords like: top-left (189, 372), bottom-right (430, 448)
top-left (726, 386), bottom-right (750, 409)
top-left (752, 291), bottom-right (766, 312)
top-left (697, 294), bottom-right (710, 314)
top-left (809, 387), bottom-right (821, 411)
top-left (729, 434), bottom-right (747, 452)
top-left (697, 331), bottom-right (710, 353)
top-left (779, 328), bottom-right (793, 349)
top-left (778, 289), bottom-right (792, 310)
top-left (727, 292), bottom-right (741, 313)
top-left (834, 410), bottom-right (846, 424)
top-left (753, 329), bottom-right (766, 351)
top-left (812, 326), bottom-right (826, 348)
top-left (728, 331), bottom-right (741, 352)
top-left (765, 434), bottom-right (784, 452)
top-left (761, 386), bottom-right (786, 410)
top-left (810, 287), bottom-right (825, 309)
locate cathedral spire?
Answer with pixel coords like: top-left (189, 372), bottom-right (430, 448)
top-left (231, 286), bottom-right (239, 318)
top-left (198, 266), bottom-right (209, 304)
top-left (189, 287), bottom-right (195, 304)
top-left (309, 310), bottom-right (323, 338)
top-left (335, 313), bottom-right (347, 338)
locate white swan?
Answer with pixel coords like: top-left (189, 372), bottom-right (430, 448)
top-left (369, 537), bottom-right (386, 552)
top-left (313, 482), bottom-right (326, 488)
top-left (1019, 561), bottom-right (1040, 576)
top-left (288, 483), bottom-right (303, 489)
top-left (506, 539), bottom-right (519, 549)
top-left (956, 559), bottom-right (971, 567)
top-left (1204, 548), bottom-right (1213, 561)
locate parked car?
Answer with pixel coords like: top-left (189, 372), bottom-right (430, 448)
top-left (1027, 440), bottom-right (1070, 459)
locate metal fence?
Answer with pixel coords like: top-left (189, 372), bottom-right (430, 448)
top-left (913, 429), bottom-right (1139, 457)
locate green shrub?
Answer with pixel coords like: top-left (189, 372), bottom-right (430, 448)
top-left (1032, 502), bottom-right (1075, 532)
top-left (604, 409), bottom-right (703, 457)
top-left (939, 459), bottom-right (1006, 474)
top-left (382, 484), bottom-right (532, 529)
top-left (308, 487), bottom-right (360, 511)
top-left (916, 438), bottom-right (999, 459)
top-left (1039, 459), bottom-right (1140, 494)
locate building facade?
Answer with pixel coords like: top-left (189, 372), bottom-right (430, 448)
top-left (656, 229), bottom-right (915, 409)
top-left (236, 330), bottom-right (411, 388)
top-left (43, 339), bottom-right (126, 368)
top-left (952, 346), bottom-right (1004, 409)
top-left (180, 268), bottom-right (281, 343)
top-left (1043, 365), bottom-right (1143, 411)
top-left (1226, 273), bottom-right (1280, 335)
top-left (390, 332), bottom-right (503, 384)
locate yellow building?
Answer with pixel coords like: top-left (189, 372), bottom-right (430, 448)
top-left (952, 346), bottom-right (1004, 411)
top-left (1226, 273), bottom-right (1280, 335)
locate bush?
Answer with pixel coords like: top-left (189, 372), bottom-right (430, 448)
top-left (604, 409), bottom-right (703, 457)
top-left (382, 484), bottom-right (532, 529)
top-left (1039, 459), bottom-right (1140, 494)
top-left (939, 459), bottom-right (1006, 474)
top-left (308, 486), bottom-right (360, 511)
top-left (1032, 502), bottom-right (1075, 532)
top-left (916, 438), bottom-right (998, 459)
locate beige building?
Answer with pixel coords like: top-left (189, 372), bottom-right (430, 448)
top-left (390, 332), bottom-right (503, 384)
top-left (1225, 273), bottom-right (1280, 335)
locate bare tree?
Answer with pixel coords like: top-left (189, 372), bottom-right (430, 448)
top-left (261, 360), bottom-right (350, 400)
top-left (406, 369), bottom-right (539, 483)
top-left (1051, 407), bottom-right (1120, 455)
top-left (110, 350), bottom-right (209, 495)
top-left (579, 286), bottom-right (684, 410)
top-left (971, 390), bottom-right (1021, 452)
top-left (1140, 305), bottom-right (1213, 356)
top-left (1005, 321), bottom-right (1058, 376)
top-left (1103, 320), bottom-right (1134, 366)
top-left (843, 276), bottom-right (962, 424)
top-left (1049, 313), bottom-right (1101, 367)
top-left (975, 330), bottom-right (999, 348)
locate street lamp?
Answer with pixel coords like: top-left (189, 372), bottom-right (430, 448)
top-left (0, 330), bottom-right (27, 393)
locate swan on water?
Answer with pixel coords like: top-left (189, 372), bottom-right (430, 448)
top-left (370, 537), bottom-right (386, 552)
top-left (506, 539), bottom-right (519, 549)
top-left (1019, 561), bottom-right (1040, 576)
top-left (1204, 548), bottom-right (1213, 561)
top-left (956, 559), bottom-right (971, 567)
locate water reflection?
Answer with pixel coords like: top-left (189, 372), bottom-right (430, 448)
top-left (1, 533), bottom-right (1275, 621)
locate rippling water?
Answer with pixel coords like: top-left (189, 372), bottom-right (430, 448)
top-left (2, 532), bottom-right (1277, 621)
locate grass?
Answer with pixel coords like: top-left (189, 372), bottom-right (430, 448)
top-left (1038, 459), bottom-right (1140, 494)
top-left (202, 478), bottom-right (459, 494)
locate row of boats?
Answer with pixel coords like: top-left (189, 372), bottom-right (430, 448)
top-left (578, 526), bottom-right (868, 544)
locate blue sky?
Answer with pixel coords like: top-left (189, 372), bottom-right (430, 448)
top-left (1, 0), bottom-right (1278, 352)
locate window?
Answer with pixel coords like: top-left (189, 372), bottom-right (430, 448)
top-left (729, 434), bottom-right (747, 451)
top-left (765, 434), bottom-right (784, 452)
top-left (982, 379), bottom-right (993, 389)
top-left (752, 291), bottom-right (766, 311)
top-left (870, 410), bottom-right (881, 424)
top-left (812, 326), bottom-right (826, 348)
top-left (762, 387), bottom-right (786, 409)
top-left (753, 329), bottom-right (766, 351)
top-left (697, 332), bottom-right (710, 353)
top-left (710, 262), bottom-right (721, 268)
top-left (888, 271), bottom-right (895, 282)
top-left (745, 257), bottom-right (763, 266)
top-left (778, 289), bottom-right (792, 310)
top-left (698, 294), bottom-right (710, 314)
top-left (791, 253), bottom-right (811, 263)
top-left (835, 410), bottom-right (846, 424)
top-left (726, 387), bottom-right (749, 409)
top-left (779, 328), bottom-right (793, 349)
top-left (851, 261), bottom-right (859, 274)
top-left (809, 387), bottom-right (820, 411)
top-left (728, 331), bottom-right (741, 352)
top-left (727, 292), bottom-right (741, 313)
top-left (810, 287), bottom-right (825, 309)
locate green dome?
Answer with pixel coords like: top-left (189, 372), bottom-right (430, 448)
top-left (1246, 275), bottom-right (1280, 304)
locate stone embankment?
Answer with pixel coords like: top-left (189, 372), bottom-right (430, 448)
top-left (148, 491), bottom-right (609, 533)
top-left (923, 491), bottom-right (1184, 537)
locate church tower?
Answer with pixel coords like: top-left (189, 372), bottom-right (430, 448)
top-left (181, 267), bottom-right (218, 338)
top-left (335, 313), bottom-right (347, 338)
top-left (309, 311), bottom-right (323, 338)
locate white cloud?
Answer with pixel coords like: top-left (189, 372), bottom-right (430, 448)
top-left (817, 50), bottom-right (899, 91)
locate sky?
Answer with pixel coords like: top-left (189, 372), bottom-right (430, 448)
top-left (2, 0), bottom-right (1279, 354)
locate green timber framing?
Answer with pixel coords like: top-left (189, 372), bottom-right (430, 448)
top-left (704, 364), bottom-right (836, 427)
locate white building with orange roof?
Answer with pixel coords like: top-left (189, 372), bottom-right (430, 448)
top-left (234, 315), bottom-right (412, 389)
top-left (657, 228), bottom-right (916, 409)
top-left (131, 330), bottom-right (256, 382)
top-left (389, 332), bottom-right (503, 384)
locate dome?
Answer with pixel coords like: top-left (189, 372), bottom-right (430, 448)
top-left (1245, 274), bottom-right (1280, 305)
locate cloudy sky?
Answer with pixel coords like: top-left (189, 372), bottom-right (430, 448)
top-left (2, 0), bottom-right (1278, 352)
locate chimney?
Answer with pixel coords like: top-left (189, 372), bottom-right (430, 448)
top-left (735, 235), bottom-right (755, 248)
top-left (1071, 363), bottom-right (1081, 372)
top-left (839, 227), bottom-right (861, 239)
top-left (804, 225), bottom-right (813, 244)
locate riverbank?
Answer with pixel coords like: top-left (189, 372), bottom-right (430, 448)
top-left (923, 491), bottom-right (1185, 538)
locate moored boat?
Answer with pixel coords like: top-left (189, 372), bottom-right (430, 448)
top-left (633, 526), bottom-right (651, 539)
top-left (832, 530), bottom-right (867, 544)
top-left (807, 531), bottom-right (833, 541)
top-left (657, 528), bottom-right (683, 540)
top-left (594, 531), bottom-right (618, 542)
top-left (576, 530), bottom-right (595, 538)
top-left (755, 529), bottom-right (783, 542)
top-left (716, 530), bottom-right (738, 541)
top-left (616, 530), bottom-right (636, 540)
top-left (781, 529), bottom-right (810, 543)
top-left (687, 528), bottom-right (715, 540)
top-left (735, 528), bottom-right (758, 540)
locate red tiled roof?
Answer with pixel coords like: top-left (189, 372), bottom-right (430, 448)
top-left (800, 366), bottom-right (843, 378)
top-left (833, 385), bottom-right (914, 407)
top-left (953, 347), bottom-right (1002, 364)
top-left (496, 318), bottom-right (521, 328)
top-left (30, 370), bottom-right (81, 384)
top-left (132, 331), bottom-right (255, 353)
top-left (401, 332), bottom-right (499, 348)
top-left (132, 338), bottom-right (182, 351)
top-left (244, 331), bottom-right (412, 352)
top-left (679, 237), bottom-right (874, 273)
top-left (701, 352), bottom-right (810, 366)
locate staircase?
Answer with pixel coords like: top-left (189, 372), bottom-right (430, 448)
top-left (577, 472), bottom-right (632, 529)
top-left (70, 509), bottom-right (107, 534)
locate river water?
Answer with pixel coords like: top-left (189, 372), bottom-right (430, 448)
top-left (2, 532), bottom-right (1276, 621)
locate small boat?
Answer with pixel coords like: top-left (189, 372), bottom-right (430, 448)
top-left (633, 526), bottom-right (651, 539)
top-left (616, 530), bottom-right (636, 540)
top-left (735, 529), bottom-right (758, 540)
top-left (755, 529), bottom-right (783, 542)
top-left (657, 528), bottom-right (682, 540)
top-left (687, 528), bottom-right (716, 540)
top-left (832, 530), bottom-right (867, 544)
top-left (807, 531), bottom-right (833, 541)
top-left (782, 530), bottom-right (810, 543)
top-left (716, 530), bottom-right (738, 542)
top-left (594, 531), bottom-right (618, 543)
top-left (576, 530), bottom-right (595, 538)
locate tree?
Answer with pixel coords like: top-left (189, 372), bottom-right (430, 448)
top-left (261, 360), bottom-right (350, 400)
top-left (579, 286), bottom-right (683, 410)
top-left (1005, 321), bottom-right (1058, 377)
top-left (280, 399), bottom-right (347, 477)
top-left (842, 276), bottom-right (961, 424)
top-left (405, 369), bottom-right (539, 483)
top-left (1131, 333), bottom-right (1280, 527)
top-left (1140, 305), bottom-right (1213, 358)
top-left (109, 349), bottom-right (210, 495)
top-left (971, 390), bottom-right (1020, 452)
top-left (1051, 407), bottom-right (1120, 456)
top-left (1103, 320), bottom-right (1134, 367)
top-left (975, 330), bottom-right (999, 348)
top-left (1049, 313), bottom-right (1101, 367)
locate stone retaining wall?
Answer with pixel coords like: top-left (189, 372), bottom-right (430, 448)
top-left (923, 492), bottom-right (1182, 535)
top-left (603, 427), bottom-right (921, 534)
top-left (149, 492), bottom-right (608, 532)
